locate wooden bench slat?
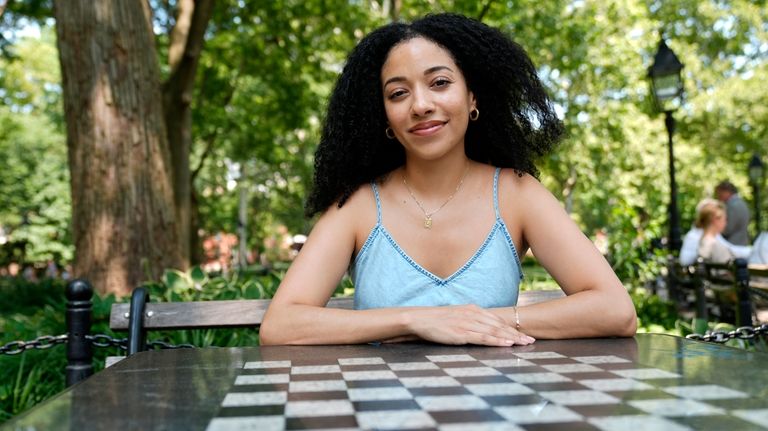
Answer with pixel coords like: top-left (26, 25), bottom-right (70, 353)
top-left (109, 297), bottom-right (354, 330)
top-left (109, 290), bottom-right (565, 331)
top-left (750, 266), bottom-right (768, 290)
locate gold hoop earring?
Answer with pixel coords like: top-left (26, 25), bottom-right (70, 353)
top-left (469, 108), bottom-right (480, 121)
top-left (385, 127), bottom-right (396, 139)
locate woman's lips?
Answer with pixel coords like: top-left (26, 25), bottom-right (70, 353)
top-left (409, 121), bottom-right (446, 136)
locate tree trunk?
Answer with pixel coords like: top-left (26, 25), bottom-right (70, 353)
top-left (163, 0), bottom-right (214, 268)
top-left (389, 0), bottom-right (401, 22)
top-left (54, 0), bottom-right (181, 296)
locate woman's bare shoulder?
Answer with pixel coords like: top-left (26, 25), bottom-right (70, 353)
top-left (313, 182), bottom-right (379, 246)
top-left (497, 169), bottom-right (553, 208)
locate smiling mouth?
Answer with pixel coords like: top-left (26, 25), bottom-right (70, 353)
top-left (409, 121), bottom-right (447, 136)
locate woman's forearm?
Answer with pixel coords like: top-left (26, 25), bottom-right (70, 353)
top-left (492, 290), bottom-right (637, 339)
top-left (260, 304), bottom-right (412, 345)
top-left (261, 302), bottom-right (534, 346)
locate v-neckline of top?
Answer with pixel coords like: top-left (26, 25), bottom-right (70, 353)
top-left (376, 221), bottom-right (502, 284)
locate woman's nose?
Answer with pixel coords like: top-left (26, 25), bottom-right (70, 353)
top-left (410, 87), bottom-right (435, 117)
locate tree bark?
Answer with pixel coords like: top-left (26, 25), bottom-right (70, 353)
top-left (163, 0), bottom-right (214, 268)
top-left (389, 0), bottom-right (401, 22)
top-left (54, 0), bottom-right (182, 296)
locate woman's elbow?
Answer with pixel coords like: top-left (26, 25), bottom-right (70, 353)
top-left (259, 315), bottom-right (283, 345)
top-left (615, 301), bottom-right (638, 337)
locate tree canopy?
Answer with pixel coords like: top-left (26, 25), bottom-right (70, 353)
top-left (0, 0), bottom-right (766, 284)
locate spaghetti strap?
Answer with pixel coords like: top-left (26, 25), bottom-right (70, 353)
top-left (371, 182), bottom-right (382, 225)
top-left (493, 168), bottom-right (502, 220)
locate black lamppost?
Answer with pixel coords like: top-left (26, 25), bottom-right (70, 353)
top-left (749, 153), bottom-right (765, 234)
top-left (648, 39), bottom-right (685, 253)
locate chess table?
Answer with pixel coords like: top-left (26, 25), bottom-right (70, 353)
top-left (4, 334), bottom-right (768, 430)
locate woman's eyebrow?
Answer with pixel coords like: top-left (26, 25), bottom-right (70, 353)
top-left (383, 76), bottom-right (406, 87)
top-left (424, 65), bottom-right (453, 75)
top-left (383, 65), bottom-right (455, 88)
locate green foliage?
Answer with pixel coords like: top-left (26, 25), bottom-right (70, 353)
top-left (602, 201), bottom-right (667, 284)
top-left (189, 0), bottom-right (377, 248)
top-left (148, 266), bottom-right (283, 302)
top-left (631, 287), bottom-right (680, 333)
top-left (0, 277), bottom-right (68, 423)
top-left (3, 1), bottom-right (767, 274)
top-left (0, 0), bottom-right (54, 59)
top-left (0, 26), bottom-right (70, 266)
top-left (519, 257), bottom-right (561, 291)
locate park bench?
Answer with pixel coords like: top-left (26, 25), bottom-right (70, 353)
top-left (666, 257), bottom-right (768, 327)
top-left (104, 288), bottom-right (566, 365)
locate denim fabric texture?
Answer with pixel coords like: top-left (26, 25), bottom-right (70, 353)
top-left (351, 168), bottom-right (523, 309)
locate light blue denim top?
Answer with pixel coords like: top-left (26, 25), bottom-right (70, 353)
top-left (351, 167), bottom-right (523, 309)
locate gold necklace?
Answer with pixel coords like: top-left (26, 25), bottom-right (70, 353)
top-left (402, 164), bottom-right (470, 229)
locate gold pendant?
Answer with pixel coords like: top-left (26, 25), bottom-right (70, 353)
top-left (424, 216), bottom-right (432, 229)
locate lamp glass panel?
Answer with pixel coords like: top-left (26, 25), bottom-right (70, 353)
top-left (652, 74), bottom-right (682, 111)
top-left (652, 74), bottom-right (681, 99)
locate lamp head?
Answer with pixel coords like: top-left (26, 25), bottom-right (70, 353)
top-left (648, 39), bottom-right (684, 113)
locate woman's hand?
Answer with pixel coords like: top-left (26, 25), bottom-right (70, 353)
top-left (403, 304), bottom-right (535, 346)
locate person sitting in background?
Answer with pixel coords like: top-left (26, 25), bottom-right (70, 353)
top-left (751, 232), bottom-right (768, 265)
top-left (697, 201), bottom-right (735, 263)
top-left (679, 198), bottom-right (751, 266)
top-left (715, 180), bottom-right (750, 246)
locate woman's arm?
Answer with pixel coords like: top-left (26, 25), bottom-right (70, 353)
top-left (491, 173), bottom-right (637, 339)
top-left (260, 190), bottom-right (533, 346)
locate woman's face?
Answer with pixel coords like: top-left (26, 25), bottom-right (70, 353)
top-left (380, 37), bottom-right (475, 161)
top-left (714, 210), bottom-right (727, 233)
top-left (705, 209), bottom-right (727, 233)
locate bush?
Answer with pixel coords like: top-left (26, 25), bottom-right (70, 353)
top-left (1, 277), bottom-right (70, 423)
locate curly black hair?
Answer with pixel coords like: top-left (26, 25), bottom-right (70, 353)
top-left (305, 13), bottom-right (564, 217)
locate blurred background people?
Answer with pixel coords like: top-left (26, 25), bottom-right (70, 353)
top-left (715, 180), bottom-right (750, 245)
top-left (697, 201), bottom-right (734, 263)
top-left (680, 198), bottom-right (751, 265)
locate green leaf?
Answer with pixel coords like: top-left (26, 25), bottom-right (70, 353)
top-left (190, 266), bottom-right (207, 284)
top-left (164, 269), bottom-right (190, 292)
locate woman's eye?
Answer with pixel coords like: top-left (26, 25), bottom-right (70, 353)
top-left (433, 78), bottom-right (452, 88)
top-left (388, 90), bottom-right (407, 100)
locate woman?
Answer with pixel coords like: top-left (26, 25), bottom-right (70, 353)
top-left (680, 198), bottom-right (750, 266)
top-left (260, 13), bottom-right (636, 346)
top-left (697, 201), bottom-right (735, 263)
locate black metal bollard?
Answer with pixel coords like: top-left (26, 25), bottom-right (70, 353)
top-left (693, 259), bottom-right (709, 333)
top-left (66, 279), bottom-right (93, 386)
top-left (733, 258), bottom-right (753, 327)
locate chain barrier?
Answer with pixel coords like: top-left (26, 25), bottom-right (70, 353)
top-left (0, 334), bottom-right (69, 355)
top-left (1, 334), bottom-right (197, 356)
top-left (86, 334), bottom-right (127, 351)
top-left (686, 323), bottom-right (768, 343)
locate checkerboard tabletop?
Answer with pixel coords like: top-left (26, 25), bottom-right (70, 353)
top-left (6, 334), bottom-right (768, 431)
top-left (206, 337), bottom-right (768, 431)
